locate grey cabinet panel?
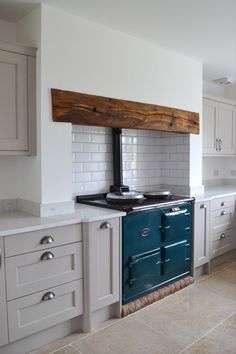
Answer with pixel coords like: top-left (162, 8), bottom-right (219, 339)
top-left (194, 201), bottom-right (210, 268)
top-left (5, 243), bottom-right (83, 300)
top-left (4, 224), bottom-right (82, 257)
top-left (84, 218), bottom-right (120, 313)
top-left (7, 279), bottom-right (83, 342)
top-left (0, 50), bottom-right (28, 151)
top-left (0, 238), bottom-right (9, 346)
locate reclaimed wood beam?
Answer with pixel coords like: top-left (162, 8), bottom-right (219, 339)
top-left (51, 89), bottom-right (199, 134)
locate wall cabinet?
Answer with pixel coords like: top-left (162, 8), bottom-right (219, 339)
top-left (83, 218), bottom-right (120, 314)
top-left (0, 238), bottom-right (8, 347)
top-left (194, 201), bottom-right (210, 268)
top-left (0, 41), bottom-right (36, 155)
top-left (203, 98), bottom-right (236, 155)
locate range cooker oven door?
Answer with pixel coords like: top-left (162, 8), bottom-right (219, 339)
top-left (122, 210), bottom-right (162, 304)
top-left (128, 248), bottom-right (161, 288)
top-left (162, 207), bottom-right (191, 243)
top-left (162, 240), bottom-right (190, 276)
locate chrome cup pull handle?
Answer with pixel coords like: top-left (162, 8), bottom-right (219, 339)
top-left (42, 291), bottom-right (55, 301)
top-left (100, 221), bottom-right (112, 229)
top-left (40, 251), bottom-right (54, 261)
top-left (219, 138), bottom-right (222, 151)
top-left (40, 235), bottom-right (54, 244)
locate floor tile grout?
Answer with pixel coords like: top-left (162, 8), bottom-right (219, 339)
top-left (178, 310), bottom-right (236, 354)
top-left (32, 259), bottom-right (236, 354)
top-left (70, 343), bottom-right (83, 353)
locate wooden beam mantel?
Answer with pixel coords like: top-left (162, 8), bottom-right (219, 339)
top-left (51, 89), bottom-right (199, 134)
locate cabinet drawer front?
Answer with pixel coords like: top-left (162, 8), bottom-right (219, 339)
top-left (4, 224), bottom-right (82, 257)
top-left (211, 206), bottom-right (235, 228)
top-left (7, 280), bottom-right (83, 342)
top-left (6, 243), bottom-right (83, 300)
top-left (211, 196), bottom-right (235, 210)
top-left (210, 229), bottom-right (234, 258)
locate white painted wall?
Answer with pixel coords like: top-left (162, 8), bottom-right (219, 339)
top-left (0, 4), bottom-right (203, 206)
top-left (39, 4), bottom-right (202, 203)
top-left (203, 156), bottom-right (236, 184)
top-left (16, 6), bottom-right (42, 203)
top-left (224, 84), bottom-right (236, 101)
top-left (203, 80), bottom-right (225, 97)
top-left (0, 19), bottom-right (16, 41)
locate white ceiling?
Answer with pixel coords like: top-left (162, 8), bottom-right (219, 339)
top-left (0, 0), bottom-right (236, 84)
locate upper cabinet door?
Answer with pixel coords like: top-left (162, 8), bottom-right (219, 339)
top-left (218, 103), bottom-right (236, 155)
top-left (0, 50), bottom-right (28, 151)
top-left (202, 99), bottom-right (218, 154)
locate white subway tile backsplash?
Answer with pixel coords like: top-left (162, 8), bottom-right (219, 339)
top-left (83, 162), bottom-right (99, 171)
top-left (82, 143), bottom-right (99, 152)
top-left (98, 162), bottom-right (113, 171)
top-left (74, 132), bottom-right (91, 142)
top-left (75, 172), bottom-right (92, 182)
top-left (72, 143), bottom-right (83, 152)
top-left (72, 126), bottom-right (190, 196)
top-left (92, 171), bottom-right (112, 181)
top-left (76, 152), bottom-right (92, 162)
top-left (72, 163), bottom-right (83, 172)
top-left (92, 134), bottom-right (106, 143)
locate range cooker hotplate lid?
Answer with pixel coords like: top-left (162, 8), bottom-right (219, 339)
top-left (106, 191), bottom-right (144, 203)
top-left (143, 190), bottom-right (171, 199)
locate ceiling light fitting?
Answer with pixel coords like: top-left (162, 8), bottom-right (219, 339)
top-left (212, 77), bottom-right (235, 86)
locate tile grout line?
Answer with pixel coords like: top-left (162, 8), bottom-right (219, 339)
top-left (130, 315), bottom-right (186, 351)
top-left (48, 340), bottom-right (84, 354)
top-left (178, 310), bottom-right (236, 354)
top-left (70, 343), bottom-right (83, 353)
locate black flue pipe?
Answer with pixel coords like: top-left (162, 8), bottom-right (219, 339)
top-left (110, 128), bottom-right (129, 193)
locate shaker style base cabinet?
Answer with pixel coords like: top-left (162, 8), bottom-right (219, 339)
top-left (210, 196), bottom-right (236, 259)
top-left (83, 218), bottom-right (120, 313)
top-left (0, 41), bottom-right (36, 155)
top-left (1, 224), bottom-right (84, 346)
top-left (203, 98), bottom-right (236, 155)
top-left (0, 238), bottom-right (8, 347)
top-left (194, 201), bottom-right (210, 268)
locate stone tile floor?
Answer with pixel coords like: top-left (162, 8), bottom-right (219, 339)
top-left (30, 258), bottom-right (236, 354)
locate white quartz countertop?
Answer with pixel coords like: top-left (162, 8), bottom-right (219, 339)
top-left (194, 185), bottom-right (236, 202)
top-left (0, 204), bottom-right (125, 237)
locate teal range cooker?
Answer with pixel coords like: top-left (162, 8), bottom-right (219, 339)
top-left (77, 128), bottom-right (194, 304)
top-left (77, 192), bottom-right (194, 304)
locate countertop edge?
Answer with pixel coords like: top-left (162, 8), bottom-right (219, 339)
top-left (0, 206), bottom-right (126, 237)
